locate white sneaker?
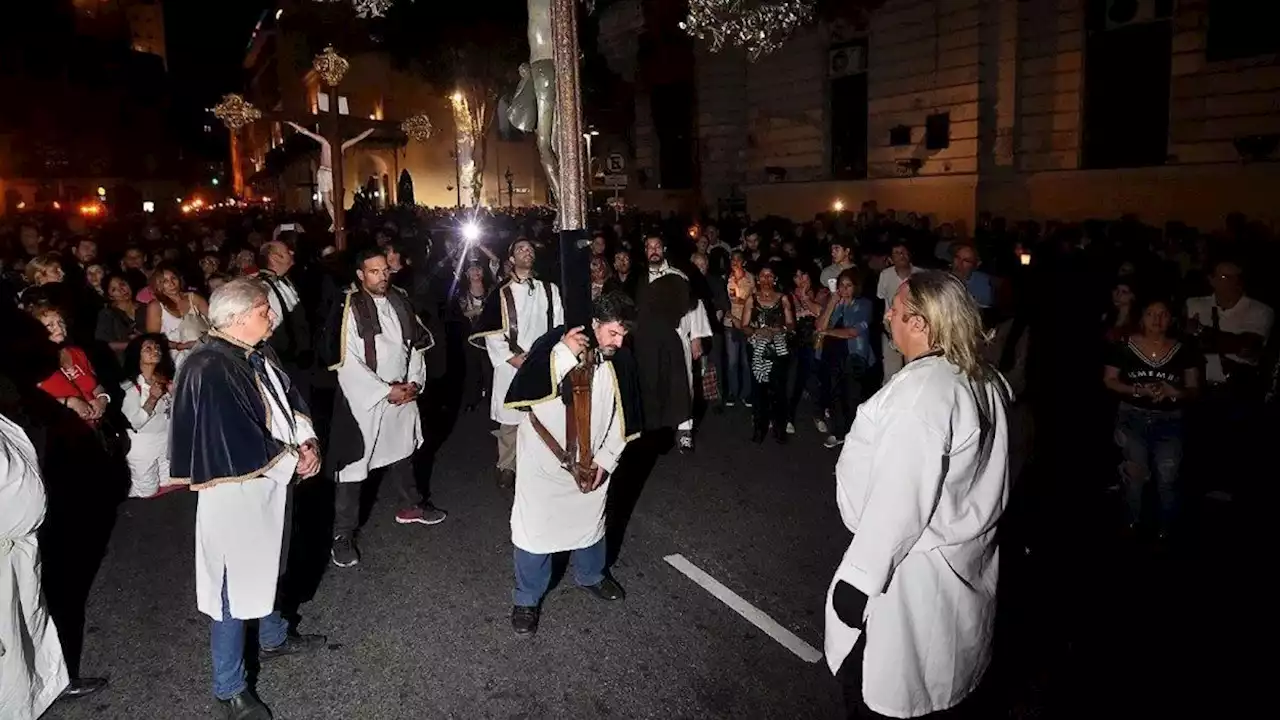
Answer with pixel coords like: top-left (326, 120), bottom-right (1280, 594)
top-left (823, 435), bottom-right (843, 449)
top-left (785, 422), bottom-right (796, 435)
top-left (814, 418), bottom-right (828, 434)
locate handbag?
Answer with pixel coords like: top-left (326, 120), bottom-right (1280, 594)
top-left (700, 356), bottom-right (720, 403)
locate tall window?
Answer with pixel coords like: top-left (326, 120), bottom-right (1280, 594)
top-left (1081, 1), bottom-right (1173, 169)
top-left (829, 39), bottom-right (869, 180)
top-left (651, 81), bottom-right (695, 189)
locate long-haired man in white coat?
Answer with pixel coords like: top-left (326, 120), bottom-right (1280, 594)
top-left (1, 413), bottom-right (108, 719)
top-left (826, 271), bottom-right (1011, 719)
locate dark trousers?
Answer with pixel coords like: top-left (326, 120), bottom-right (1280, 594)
top-left (752, 358), bottom-right (790, 434)
top-left (828, 355), bottom-right (869, 437)
top-left (788, 343), bottom-right (826, 423)
top-left (462, 340), bottom-right (492, 409)
top-left (333, 455), bottom-right (420, 538)
top-left (837, 632), bottom-right (983, 720)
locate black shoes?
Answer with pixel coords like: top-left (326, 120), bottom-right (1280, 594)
top-left (581, 576), bottom-right (626, 602)
top-left (217, 690), bottom-right (272, 720)
top-left (59, 677), bottom-right (108, 700)
top-left (260, 632), bottom-right (327, 662)
top-left (511, 605), bottom-right (540, 635)
top-left (330, 535), bottom-right (359, 568)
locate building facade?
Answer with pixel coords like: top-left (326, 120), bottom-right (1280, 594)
top-left (601, 0), bottom-right (1280, 229)
top-left (235, 3), bottom-right (541, 213)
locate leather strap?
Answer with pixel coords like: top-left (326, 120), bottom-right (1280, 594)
top-left (529, 412), bottom-right (567, 464)
top-left (503, 285), bottom-right (523, 355)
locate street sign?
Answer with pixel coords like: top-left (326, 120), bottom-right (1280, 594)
top-left (604, 174), bottom-right (627, 189)
top-left (606, 153), bottom-right (626, 173)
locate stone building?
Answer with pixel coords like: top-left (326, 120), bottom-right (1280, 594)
top-left (598, 0), bottom-right (1280, 229)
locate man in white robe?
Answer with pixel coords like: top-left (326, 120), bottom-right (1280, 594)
top-left (468, 237), bottom-right (564, 490)
top-left (641, 235), bottom-right (713, 452)
top-left (327, 248), bottom-right (442, 569)
top-left (169, 278), bottom-right (326, 720)
top-left (504, 291), bottom-right (640, 636)
top-left (826, 271), bottom-right (1010, 719)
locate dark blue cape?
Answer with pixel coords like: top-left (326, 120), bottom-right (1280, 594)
top-left (170, 333), bottom-right (310, 489)
top-left (504, 325), bottom-right (644, 440)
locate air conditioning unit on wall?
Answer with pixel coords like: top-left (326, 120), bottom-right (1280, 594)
top-left (829, 43), bottom-right (866, 79)
top-left (1104, 0), bottom-right (1175, 30)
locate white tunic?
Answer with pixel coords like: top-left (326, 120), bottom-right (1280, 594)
top-left (334, 295), bottom-right (428, 483)
top-left (0, 416), bottom-right (70, 720)
top-left (481, 279), bottom-right (564, 427)
top-left (120, 376), bottom-right (176, 498)
top-left (510, 344), bottom-right (631, 555)
top-left (193, 357), bottom-right (316, 620)
top-left (825, 355), bottom-right (1010, 718)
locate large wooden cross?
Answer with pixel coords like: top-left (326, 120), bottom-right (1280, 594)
top-left (216, 47), bottom-right (427, 250)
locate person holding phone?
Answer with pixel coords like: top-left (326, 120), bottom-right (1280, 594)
top-left (1103, 297), bottom-right (1201, 539)
top-left (119, 334), bottom-right (179, 498)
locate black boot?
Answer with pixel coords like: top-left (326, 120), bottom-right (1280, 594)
top-left (511, 605), bottom-right (540, 635)
top-left (58, 677), bottom-right (108, 701)
top-left (216, 690), bottom-right (272, 720)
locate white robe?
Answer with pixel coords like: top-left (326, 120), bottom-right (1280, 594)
top-left (0, 416), bottom-right (70, 720)
top-left (678, 300), bottom-right (714, 390)
top-left (334, 295), bottom-right (428, 484)
top-left (481, 279), bottom-right (564, 427)
top-left (510, 344), bottom-right (631, 555)
top-left (825, 355), bottom-right (1010, 718)
top-left (193, 357), bottom-right (316, 620)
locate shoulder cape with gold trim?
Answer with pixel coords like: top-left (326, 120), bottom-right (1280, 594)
top-left (169, 333), bottom-right (310, 491)
top-left (503, 325), bottom-right (644, 442)
top-left (465, 278), bottom-right (555, 350)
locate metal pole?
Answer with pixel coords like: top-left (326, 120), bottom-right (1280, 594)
top-left (329, 88), bottom-right (346, 250)
top-left (552, 0), bottom-right (590, 326)
top-left (454, 149), bottom-right (462, 209)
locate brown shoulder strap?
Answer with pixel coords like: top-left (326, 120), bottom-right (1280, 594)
top-left (529, 412), bottom-right (567, 464)
top-left (503, 285), bottom-right (523, 355)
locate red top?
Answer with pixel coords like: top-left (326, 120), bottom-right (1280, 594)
top-left (37, 346), bottom-right (100, 402)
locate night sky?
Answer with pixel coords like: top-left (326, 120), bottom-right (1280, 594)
top-left (166, 0), bottom-right (271, 105)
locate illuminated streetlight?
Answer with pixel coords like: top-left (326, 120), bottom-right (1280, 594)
top-left (832, 199), bottom-right (844, 212)
top-left (142, 201), bottom-right (155, 213)
top-left (97, 186), bottom-right (107, 196)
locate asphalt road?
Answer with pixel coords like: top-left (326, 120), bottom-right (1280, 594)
top-left (38, 395), bottom-right (1251, 720)
top-left (42, 405), bottom-right (850, 720)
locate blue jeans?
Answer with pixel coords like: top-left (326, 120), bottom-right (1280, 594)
top-left (210, 573), bottom-right (288, 700)
top-left (512, 537), bottom-right (606, 607)
top-left (724, 329), bottom-right (753, 402)
top-left (1115, 403), bottom-right (1184, 533)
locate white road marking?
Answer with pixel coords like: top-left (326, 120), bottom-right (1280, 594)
top-left (664, 553), bottom-right (823, 664)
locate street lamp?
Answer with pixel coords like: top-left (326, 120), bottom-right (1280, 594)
top-left (583, 129), bottom-right (599, 197)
